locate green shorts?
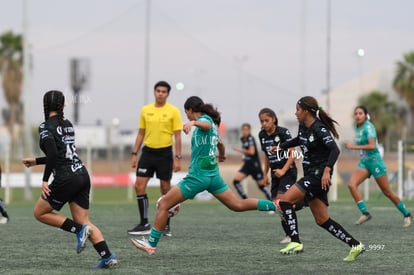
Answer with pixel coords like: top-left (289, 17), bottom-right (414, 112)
top-left (178, 173), bottom-right (228, 199)
top-left (358, 156), bottom-right (387, 178)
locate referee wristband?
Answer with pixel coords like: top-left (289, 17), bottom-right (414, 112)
top-left (175, 154), bottom-right (183, 159)
top-left (131, 152), bottom-right (138, 156)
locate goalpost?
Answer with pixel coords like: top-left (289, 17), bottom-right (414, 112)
top-left (397, 140), bottom-right (413, 200)
top-left (398, 140), bottom-right (404, 199)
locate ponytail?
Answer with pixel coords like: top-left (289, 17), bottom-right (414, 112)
top-left (297, 96), bottom-right (339, 139)
top-left (184, 96), bottom-right (221, 126)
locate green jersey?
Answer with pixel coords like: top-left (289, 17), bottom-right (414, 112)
top-left (188, 114), bottom-right (219, 177)
top-left (354, 119), bottom-right (381, 159)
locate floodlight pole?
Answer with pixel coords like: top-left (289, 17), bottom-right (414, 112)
top-left (143, 0), bottom-right (151, 104)
top-left (22, 0), bottom-right (33, 200)
top-left (325, 0), bottom-right (331, 113)
top-left (326, 0), bottom-right (338, 202)
top-left (300, 0), bottom-right (307, 96)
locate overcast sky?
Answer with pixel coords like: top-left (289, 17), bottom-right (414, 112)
top-left (1, 0), bottom-right (413, 130)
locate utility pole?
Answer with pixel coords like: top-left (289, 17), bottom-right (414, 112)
top-left (22, 0), bottom-right (33, 200)
top-left (325, 0), bottom-right (331, 113)
top-left (143, 0), bottom-right (151, 104)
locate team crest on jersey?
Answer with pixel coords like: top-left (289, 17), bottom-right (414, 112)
top-left (274, 136), bottom-right (280, 143)
top-left (309, 134), bottom-right (314, 142)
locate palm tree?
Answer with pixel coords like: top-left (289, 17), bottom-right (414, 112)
top-left (393, 51), bottom-right (414, 137)
top-left (0, 31), bottom-right (23, 157)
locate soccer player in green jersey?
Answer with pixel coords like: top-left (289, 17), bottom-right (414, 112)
top-left (345, 106), bottom-right (411, 227)
top-left (130, 96), bottom-right (277, 255)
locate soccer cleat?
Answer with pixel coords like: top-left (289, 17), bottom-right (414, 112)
top-left (268, 211), bottom-right (276, 215)
top-left (94, 253), bottom-right (118, 269)
top-left (280, 242), bottom-right (304, 255)
top-left (76, 224), bottom-right (92, 254)
top-left (279, 235), bottom-right (291, 244)
top-left (403, 213), bottom-right (412, 228)
top-left (127, 224), bottom-right (151, 235)
top-left (130, 238), bottom-right (157, 255)
top-left (343, 243), bottom-right (365, 262)
top-left (163, 225), bottom-right (172, 237)
top-left (0, 217), bottom-right (9, 224)
top-left (355, 213), bottom-right (372, 225)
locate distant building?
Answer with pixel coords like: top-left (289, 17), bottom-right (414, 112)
top-left (278, 68), bottom-right (407, 143)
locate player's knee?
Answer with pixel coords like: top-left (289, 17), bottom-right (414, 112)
top-left (157, 199), bottom-right (168, 211)
top-left (160, 186), bottom-right (170, 195)
top-left (135, 185), bottom-right (146, 194)
top-left (348, 182), bottom-right (357, 191)
top-left (314, 217), bottom-right (327, 225)
top-left (33, 208), bottom-right (43, 221)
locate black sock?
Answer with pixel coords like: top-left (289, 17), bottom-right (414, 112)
top-left (259, 186), bottom-right (272, 200)
top-left (166, 217), bottom-right (170, 227)
top-left (0, 198), bottom-right (9, 219)
top-left (137, 194), bottom-right (149, 225)
top-left (60, 218), bottom-right (82, 233)
top-left (281, 219), bottom-right (290, 236)
top-left (294, 201), bottom-right (306, 212)
top-left (319, 218), bottom-right (360, 247)
top-left (94, 240), bottom-right (112, 259)
top-left (279, 201), bottom-right (300, 243)
top-left (233, 180), bottom-right (247, 199)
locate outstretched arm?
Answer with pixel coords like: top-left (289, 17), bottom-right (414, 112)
top-left (183, 120), bottom-right (211, 134)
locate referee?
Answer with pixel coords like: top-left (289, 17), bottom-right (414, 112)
top-left (128, 81), bottom-right (183, 237)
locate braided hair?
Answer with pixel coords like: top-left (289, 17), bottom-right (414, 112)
top-left (43, 90), bottom-right (65, 124)
top-left (184, 96), bottom-right (221, 126)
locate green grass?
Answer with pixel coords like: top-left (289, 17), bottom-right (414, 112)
top-left (1, 187), bottom-right (413, 274)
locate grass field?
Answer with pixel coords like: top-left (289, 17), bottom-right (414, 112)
top-left (1, 187), bottom-right (413, 275)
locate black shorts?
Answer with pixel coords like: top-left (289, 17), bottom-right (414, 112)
top-left (295, 174), bottom-right (329, 206)
top-left (136, 146), bottom-right (173, 180)
top-left (270, 168), bottom-right (297, 199)
top-left (239, 161), bottom-right (264, 181)
top-left (43, 172), bottom-right (90, 211)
